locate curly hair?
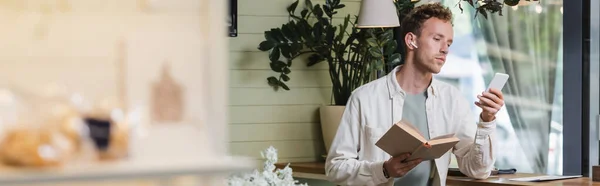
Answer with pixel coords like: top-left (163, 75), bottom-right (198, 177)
top-left (400, 2), bottom-right (453, 40)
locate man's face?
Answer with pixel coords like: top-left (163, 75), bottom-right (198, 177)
top-left (413, 18), bottom-right (453, 74)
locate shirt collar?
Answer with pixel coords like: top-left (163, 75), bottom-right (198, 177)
top-left (386, 65), bottom-right (438, 99)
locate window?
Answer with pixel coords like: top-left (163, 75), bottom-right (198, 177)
top-left (437, 0), bottom-right (564, 175)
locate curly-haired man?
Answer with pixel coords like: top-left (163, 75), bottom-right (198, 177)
top-left (325, 3), bottom-right (503, 186)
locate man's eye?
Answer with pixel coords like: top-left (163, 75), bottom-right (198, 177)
top-left (434, 38), bottom-right (441, 41)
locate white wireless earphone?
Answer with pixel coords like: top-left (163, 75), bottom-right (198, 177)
top-left (410, 41), bottom-right (418, 48)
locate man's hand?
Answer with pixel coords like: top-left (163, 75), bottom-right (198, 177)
top-left (383, 153), bottom-right (423, 178)
top-left (475, 88), bottom-right (505, 122)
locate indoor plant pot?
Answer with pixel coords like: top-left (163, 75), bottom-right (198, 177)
top-left (320, 105), bottom-right (346, 154)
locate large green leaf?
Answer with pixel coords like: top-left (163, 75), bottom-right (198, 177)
top-left (287, 22), bottom-right (300, 41)
top-left (267, 76), bottom-right (279, 87)
top-left (265, 30), bottom-right (277, 42)
top-left (281, 24), bottom-right (298, 42)
top-left (283, 67), bottom-right (291, 74)
top-left (369, 47), bottom-right (383, 58)
top-left (290, 43), bottom-right (302, 56)
top-left (366, 38), bottom-right (378, 47)
top-left (307, 54), bottom-right (323, 66)
top-left (258, 41), bottom-right (275, 51)
top-left (269, 60), bottom-right (286, 72)
top-left (305, 0), bottom-right (313, 11)
top-left (388, 53), bottom-right (401, 65)
top-left (326, 26), bottom-right (336, 44)
top-left (278, 81), bottom-right (290, 90)
top-left (375, 59), bottom-right (384, 69)
top-left (379, 29), bottom-right (394, 42)
top-left (280, 45), bottom-right (291, 58)
top-left (313, 5), bottom-right (323, 17)
top-left (287, 0), bottom-right (299, 14)
top-left (269, 46), bottom-right (280, 62)
top-left (281, 74), bottom-right (290, 81)
top-left (384, 41), bottom-right (397, 55)
top-left (323, 5), bottom-right (332, 17)
top-left (301, 9), bottom-right (309, 18)
top-left (312, 22), bottom-right (323, 41)
top-left (277, 28), bottom-right (290, 42)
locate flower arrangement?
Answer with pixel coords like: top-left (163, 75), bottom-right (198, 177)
top-left (228, 146), bottom-right (308, 186)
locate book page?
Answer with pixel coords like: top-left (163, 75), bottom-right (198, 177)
top-left (397, 120), bottom-right (426, 142)
top-left (375, 123), bottom-right (425, 157)
top-left (429, 136), bottom-right (460, 146)
top-left (430, 133), bottom-right (455, 141)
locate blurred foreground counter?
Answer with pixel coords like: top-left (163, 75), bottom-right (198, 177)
top-left (0, 125), bottom-right (254, 186)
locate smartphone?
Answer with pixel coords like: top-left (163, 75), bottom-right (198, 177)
top-left (486, 73), bottom-right (509, 92)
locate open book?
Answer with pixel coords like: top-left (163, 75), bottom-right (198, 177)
top-left (375, 120), bottom-right (460, 161)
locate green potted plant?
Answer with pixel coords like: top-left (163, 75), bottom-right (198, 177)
top-left (257, 0), bottom-right (400, 153)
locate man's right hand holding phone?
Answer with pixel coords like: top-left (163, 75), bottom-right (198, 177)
top-left (383, 153), bottom-right (423, 178)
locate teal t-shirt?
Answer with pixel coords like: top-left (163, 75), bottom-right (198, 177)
top-left (394, 91), bottom-right (436, 186)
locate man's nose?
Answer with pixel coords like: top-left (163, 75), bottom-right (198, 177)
top-left (440, 46), bottom-right (448, 54)
top-left (440, 42), bottom-right (450, 54)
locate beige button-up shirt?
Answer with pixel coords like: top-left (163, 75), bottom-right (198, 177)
top-left (325, 66), bottom-right (496, 186)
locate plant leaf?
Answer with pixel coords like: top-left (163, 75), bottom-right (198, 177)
top-left (301, 9), bottom-right (309, 18)
top-left (375, 59), bottom-right (384, 70)
top-left (369, 47), bottom-right (383, 58)
top-left (281, 74), bottom-right (290, 81)
top-left (366, 38), bottom-right (378, 47)
top-left (271, 28), bottom-right (287, 43)
top-left (384, 41), bottom-right (397, 55)
top-left (305, 0), bottom-right (314, 11)
top-left (287, 0), bottom-right (299, 14)
top-left (281, 24), bottom-right (296, 41)
top-left (278, 81), bottom-right (290, 90)
top-left (258, 41), bottom-right (275, 51)
top-left (269, 60), bottom-right (286, 72)
top-left (388, 53), bottom-right (401, 65)
top-left (265, 31), bottom-right (277, 42)
top-left (307, 54), bottom-right (323, 66)
top-left (269, 46), bottom-right (280, 62)
top-left (267, 76), bottom-right (279, 87)
top-left (290, 43), bottom-right (302, 56)
top-left (313, 5), bottom-right (323, 17)
top-left (280, 45), bottom-right (291, 58)
top-left (379, 30), bottom-right (394, 42)
top-left (283, 67), bottom-right (291, 74)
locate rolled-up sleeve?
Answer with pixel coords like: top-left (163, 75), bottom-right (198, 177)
top-left (452, 93), bottom-right (497, 180)
top-left (325, 95), bottom-right (390, 186)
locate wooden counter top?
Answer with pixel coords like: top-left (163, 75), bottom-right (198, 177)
top-left (275, 162), bottom-right (600, 186)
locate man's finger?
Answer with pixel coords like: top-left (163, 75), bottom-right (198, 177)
top-left (482, 92), bottom-right (502, 105)
top-left (478, 95), bottom-right (500, 109)
top-left (475, 102), bottom-right (499, 113)
top-left (489, 88), bottom-right (504, 100)
top-left (481, 106), bottom-right (499, 114)
top-left (400, 160), bottom-right (422, 173)
top-left (397, 153), bottom-right (411, 161)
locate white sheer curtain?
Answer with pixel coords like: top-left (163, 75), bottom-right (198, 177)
top-left (437, 0), bottom-right (564, 174)
top-left (474, 1), bottom-right (563, 174)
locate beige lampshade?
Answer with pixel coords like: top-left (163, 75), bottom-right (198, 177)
top-left (357, 0), bottom-right (400, 28)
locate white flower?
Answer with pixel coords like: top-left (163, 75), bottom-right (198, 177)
top-left (228, 146), bottom-right (308, 186)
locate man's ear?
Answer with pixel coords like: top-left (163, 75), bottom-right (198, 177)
top-left (404, 32), bottom-right (418, 50)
